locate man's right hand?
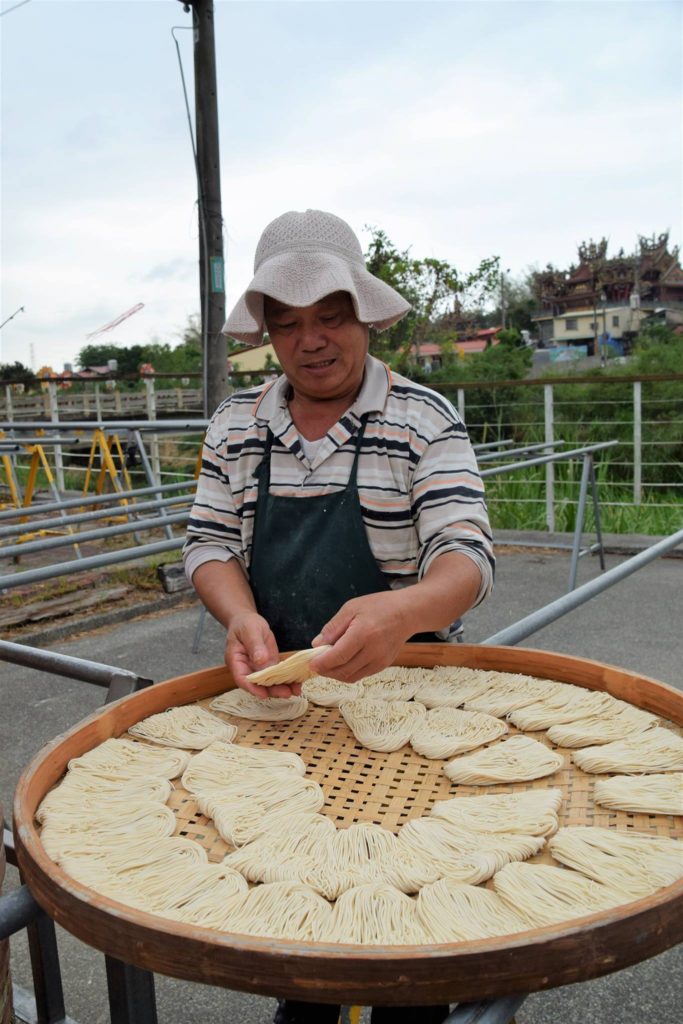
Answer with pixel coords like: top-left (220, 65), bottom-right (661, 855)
top-left (225, 612), bottom-right (301, 699)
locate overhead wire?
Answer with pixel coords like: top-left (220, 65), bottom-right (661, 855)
top-left (0, 0), bottom-right (32, 18)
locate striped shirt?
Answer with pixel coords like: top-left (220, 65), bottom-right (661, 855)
top-left (183, 356), bottom-right (494, 632)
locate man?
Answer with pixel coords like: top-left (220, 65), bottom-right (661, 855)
top-left (184, 209), bottom-right (494, 696)
top-left (183, 209), bottom-right (494, 1024)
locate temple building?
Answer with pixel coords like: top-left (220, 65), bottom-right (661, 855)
top-left (531, 233), bottom-right (683, 352)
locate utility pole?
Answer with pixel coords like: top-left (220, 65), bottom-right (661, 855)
top-left (182, 0), bottom-right (227, 417)
top-left (500, 271), bottom-right (506, 329)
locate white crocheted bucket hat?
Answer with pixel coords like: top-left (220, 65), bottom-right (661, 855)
top-left (223, 209), bottom-right (411, 344)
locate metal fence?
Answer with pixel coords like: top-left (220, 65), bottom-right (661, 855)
top-left (434, 374), bottom-right (682, 532)
top-left (2, 374), bottom-right (681, 533)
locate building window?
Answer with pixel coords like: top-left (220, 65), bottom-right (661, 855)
top-left (565, 318), bottom-right (578, 330)
top-left (612, 315), bottom-right (620, 327)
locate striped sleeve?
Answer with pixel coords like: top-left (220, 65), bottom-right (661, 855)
top-left (182, 402), bottom-right (245, 580)
top-left (410, 412), bottom-right (494, 606)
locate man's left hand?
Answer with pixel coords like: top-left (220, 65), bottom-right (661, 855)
top-left (308, 592), bottom-right (412, 683)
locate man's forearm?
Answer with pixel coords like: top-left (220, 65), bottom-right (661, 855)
top-left (393, 551), bottom-right (482, 637)
top-left (191, 558), bottom-right (257, 631)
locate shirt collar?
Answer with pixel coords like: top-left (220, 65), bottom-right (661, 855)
top-left (252, 354), bottom-right (391, 425)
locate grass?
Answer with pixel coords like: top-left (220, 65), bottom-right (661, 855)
top-left (486, 471), bottom-right (683, 535)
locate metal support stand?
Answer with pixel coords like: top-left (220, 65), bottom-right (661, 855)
top-left (192, 604), bottom-right (208, 653)
top-left (567, 454), bottom-right (606, 592)
top-left (25, 908), bottom-right (68, 1024)
top-left (446, 995), bottom-right (526, 1024)
top-left (589, 457), bottom-right (606, 572)
top-left (105, 958), bottom-right (158, 1024)
top-left (1, 827), bottom-right (69, 1024)
top-left (0, 885), bottom-right (42, 942)
top-left (0, 641), bottom-right (153, 703)
top-left (131, 431), bottom-right (174, 541)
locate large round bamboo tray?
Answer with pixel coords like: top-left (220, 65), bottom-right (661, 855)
top-left (0, 805), bottom-right (13, 1024)
top-left (13, 644), bottom-right (683, 1006)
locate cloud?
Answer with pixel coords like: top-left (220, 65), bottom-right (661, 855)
top-left (1, 0), bottom-right (680, 372)
top-left (135, 258), bottom-right (197, 285)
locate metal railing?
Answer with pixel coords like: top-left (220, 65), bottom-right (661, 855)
top-left (2, 435), bottom-right (618, 597)
top-left (3, 373), bottom-right (680, 531)
top-left (438, 375), bottom-right (683, 517)
top-left (483, 527), bottom-right (683, 646)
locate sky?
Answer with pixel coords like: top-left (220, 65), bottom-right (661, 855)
top-left (1, 0), bottom-right (681, 372)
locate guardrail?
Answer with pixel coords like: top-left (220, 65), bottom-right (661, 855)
top-left (3, 372), bottom-right (680, 532)
top-left (1, 436), bottom-right (616, 596)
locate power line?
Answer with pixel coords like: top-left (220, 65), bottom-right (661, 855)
top-left (0, 0), bottom-right (32, 18)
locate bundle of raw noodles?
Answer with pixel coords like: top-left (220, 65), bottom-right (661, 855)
top-left (210, 689), bottom-right (308, 721)
top-left (571, 729), bottom-right (683, 774)
top-left (128, 705), bottom-right (237, 749)
top-left (443, 735), bottom-right (564, 785)
top-left (548, 826), bottom-right (683, 898)
top-left (593, 773), bottom-right (683, 816)
top-left (341, 698), bottom-right (426, 752)
top-left (409, 706), bottom-right (508, 759)
top-left (428, 788), bottom-right (562, 838)
top-left (492, 861), bottom-right (623, 927)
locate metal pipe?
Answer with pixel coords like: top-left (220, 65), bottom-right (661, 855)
top-left (495, 539), bottom-right (604, 554)
top-left (633, 379), bottom-right (642, 505)
top-left (0, 639), bottom-right (149, 690)
top-left (0, 886), bottom-right (43, 941)
top-left (132, 430), bottom-right (173, 540)
top-left (480, 440), bottom-right (618, 478)
top-left (477, 441), bottom-right (563, 463)
top-left (2, 419), bottom-right (208, 431)
top-left (544, 383), bottom-right (555, 532)
top-left (568, 454), bottom-right (593, 591)
top-left (483, 529), bottom-right (683, 646)
top-left (0, 494), bottom-right (193, 539)
top-left (0, 479), bottom-right (194, 522)
top-left (0, 537), bottom-right (184, 590)
top-left (47, 380), bottom-right (65, 491)
top-left (0, 436), bottom-right (91, 445)
top-left (0, 511), bottom-right (189, 558)
top-left (473, 439), bottom-right (515, 452)
top-left (445, 995), bottom-right (527, 1024)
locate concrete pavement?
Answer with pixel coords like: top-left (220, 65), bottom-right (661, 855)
top-left (1, 540), bottom-right (682, 1023)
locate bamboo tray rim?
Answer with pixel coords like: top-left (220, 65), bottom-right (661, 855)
top-left (12, 644), bottom-right (683, 1003)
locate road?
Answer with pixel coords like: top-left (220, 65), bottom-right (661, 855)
top-left (1, 540), bottom-right (681, 1024)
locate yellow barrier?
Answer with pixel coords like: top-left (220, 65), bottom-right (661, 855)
top-left (82, 430), bottom-right (132, 500)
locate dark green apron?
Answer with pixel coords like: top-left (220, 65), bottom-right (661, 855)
top-left (249, 417), bottom-right (439, 650)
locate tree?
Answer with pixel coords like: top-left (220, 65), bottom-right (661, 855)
top-left (0, 360), bottom-right (36, 386)
top-left (363, 227), bottom-right (500, 365)
top-left (77, 343), bottom-right (122, 370)
top-left (180, 312), bottom-right (242, 358)
top-left (76, 337), bottom-right (203, 380)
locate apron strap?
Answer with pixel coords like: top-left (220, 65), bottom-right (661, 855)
top-left (258, 416), bottom-right (370, 492)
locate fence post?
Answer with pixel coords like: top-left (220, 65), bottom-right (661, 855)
top-left (94, 383), bottom-right (103, 421)
top-left (4, 385), bottom-right (13, 422)
top-left (544, 383), bottom-right (555, 531)
top-left (46, 381), bottom-right (65, 492)
top-left (457, 388), bottom-right (466, 423)
top-left (144, 377), bottom-right (161, 483)
top-left (633, 380), bottom-right (642, 506)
